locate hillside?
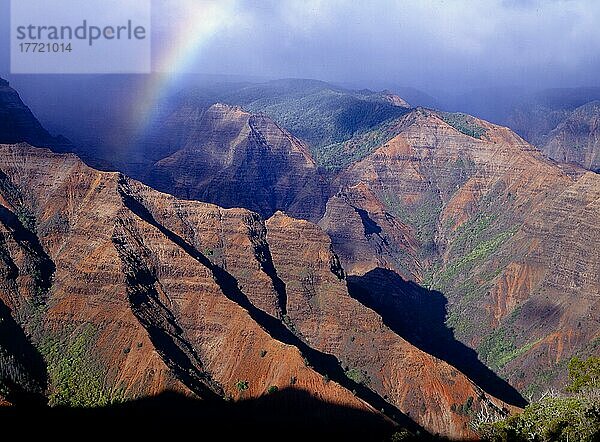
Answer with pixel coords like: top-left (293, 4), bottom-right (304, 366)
top-left (503, 88), bottom-right (600, 172)
top-left (0, 79), bottom-right (70, 151)
top-left (322, 108), bottom-right (600, 396)
top-left (146, 103), bottom-right (330, 221)
top-left (2, 77), bottom-right (598, 438)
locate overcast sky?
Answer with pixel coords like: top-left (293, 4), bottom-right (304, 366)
top-left (2, 0), bottom-right (600, 93)
top-left (148, 0), bottom-right (600, 92)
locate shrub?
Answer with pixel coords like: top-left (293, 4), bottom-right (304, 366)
top-left (567, 356), bottom-right (600, 393)
top-left (40, 324), bottom-right (121, 407)
top-left (345, 368), bottom-right (371, 386)
top-left (479, 396), bottom-right (600, 441)
top-left (235, 380), bottom-right (249, 392)
top-left (477, 357), bottom-right (600, 441)
top-left (440, 112), bottom-right (488, 139)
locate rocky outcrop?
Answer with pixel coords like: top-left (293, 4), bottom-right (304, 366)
top-left (147, 104), bottom-right (330, 222)
top-left (380, 91), bottom-right (411, 108)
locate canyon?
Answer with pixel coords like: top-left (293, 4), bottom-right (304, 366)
top-left (0, 76), bottom-right (598, 439)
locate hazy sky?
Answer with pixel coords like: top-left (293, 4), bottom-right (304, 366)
top-left (2, 0), bottom-right (600, 93)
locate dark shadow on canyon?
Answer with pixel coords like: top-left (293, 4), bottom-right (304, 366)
top-left (0, 299), bottom-right (48, 406)
top-left (347, 267), bottom-right (527, 408)
top-left (0, 389), bottom-right (437, 441)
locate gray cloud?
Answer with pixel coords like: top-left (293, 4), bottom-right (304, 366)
top-left (152, 0), bottom-right (600, 92)
top-left (1, 0), bottom-right (599, 94)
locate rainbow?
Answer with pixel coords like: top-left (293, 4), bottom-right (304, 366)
top-left (132, 0), bottom-right (239, 135)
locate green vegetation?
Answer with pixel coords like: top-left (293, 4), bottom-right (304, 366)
top-left (480, 397), bottom-right (600, 441)
top-left (437, 227), bottom-right (517, 286)
top-left (235, 380), bottom-right (249, 392)
top-left (345, 368), bottom-right (371, 386)
top-left (451, 396), bottom-right (475, 416)
top-left (40, 324), bottom-right (123, 407)
top-left (216, 80), bottom-right (412, 170)
top-left (389, 429), bottom-right (418, 441)
top-left (440, 112), bottom-right (488, 139)
top-left (476, 329), bottom-right (514, 370)
top-left (259, 349), bottom-right (267, 358)
top-left (313, 116), bottom-right (406, 171)
top-left (435, 206), bottom-right (522, 358)
top-left (449, 214), bottom-right (496, 255)
top-left (0, 346), bottom-right (41, 399)
top-left (243, 86), bottom-right (409, 155)
top-left (266, 385), bottom-right (278, 394)
top-left (15, 206), bottom-right (37, 232)
top-left (381, 189), bottom-right (442, 258)
top-left (479, 332), bottom-right (541, 371)
top-left (496, 340), bottom-right (540, 368)
top-left (477, 357), bottom-right (600, 441)
top-left (567, 356), bottom-right (600, 393)
top-left (476, 308), bottom-right (542, 371)
top-left (523, 358), bottom-right (569, 401)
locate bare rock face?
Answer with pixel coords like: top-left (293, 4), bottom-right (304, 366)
top-left (318, 183), bottom-right (420, 279)
top-left (320, 108), bottom-right (600, 394)
top-left (0, 143), bottom-right (523, 438)
top-left (542, 101), bottom-right (600, 172)
top-left (146, 103), bottom-right (329, 222)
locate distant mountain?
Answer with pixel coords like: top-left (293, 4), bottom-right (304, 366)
top-left (0, 78), bottom-right (70, 150)
top-left (217, 79), bottom-right (411, 150)
top-left (426, 86), bottom-right (600, 172)
top-left (504, 88), bottom-right (600, 145)
top-left (391, 86), bottom-right (440, 109)
top-left (504, 90), bottom-right (600, 172)
top-left (146, 103), bottom-right (330, 221)
top-left (542, 101), bottom-right (600, 172)
top-left (432, 86), bottom-right (529, 124)
top-left (6, 75), bottom-right (411, 169)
